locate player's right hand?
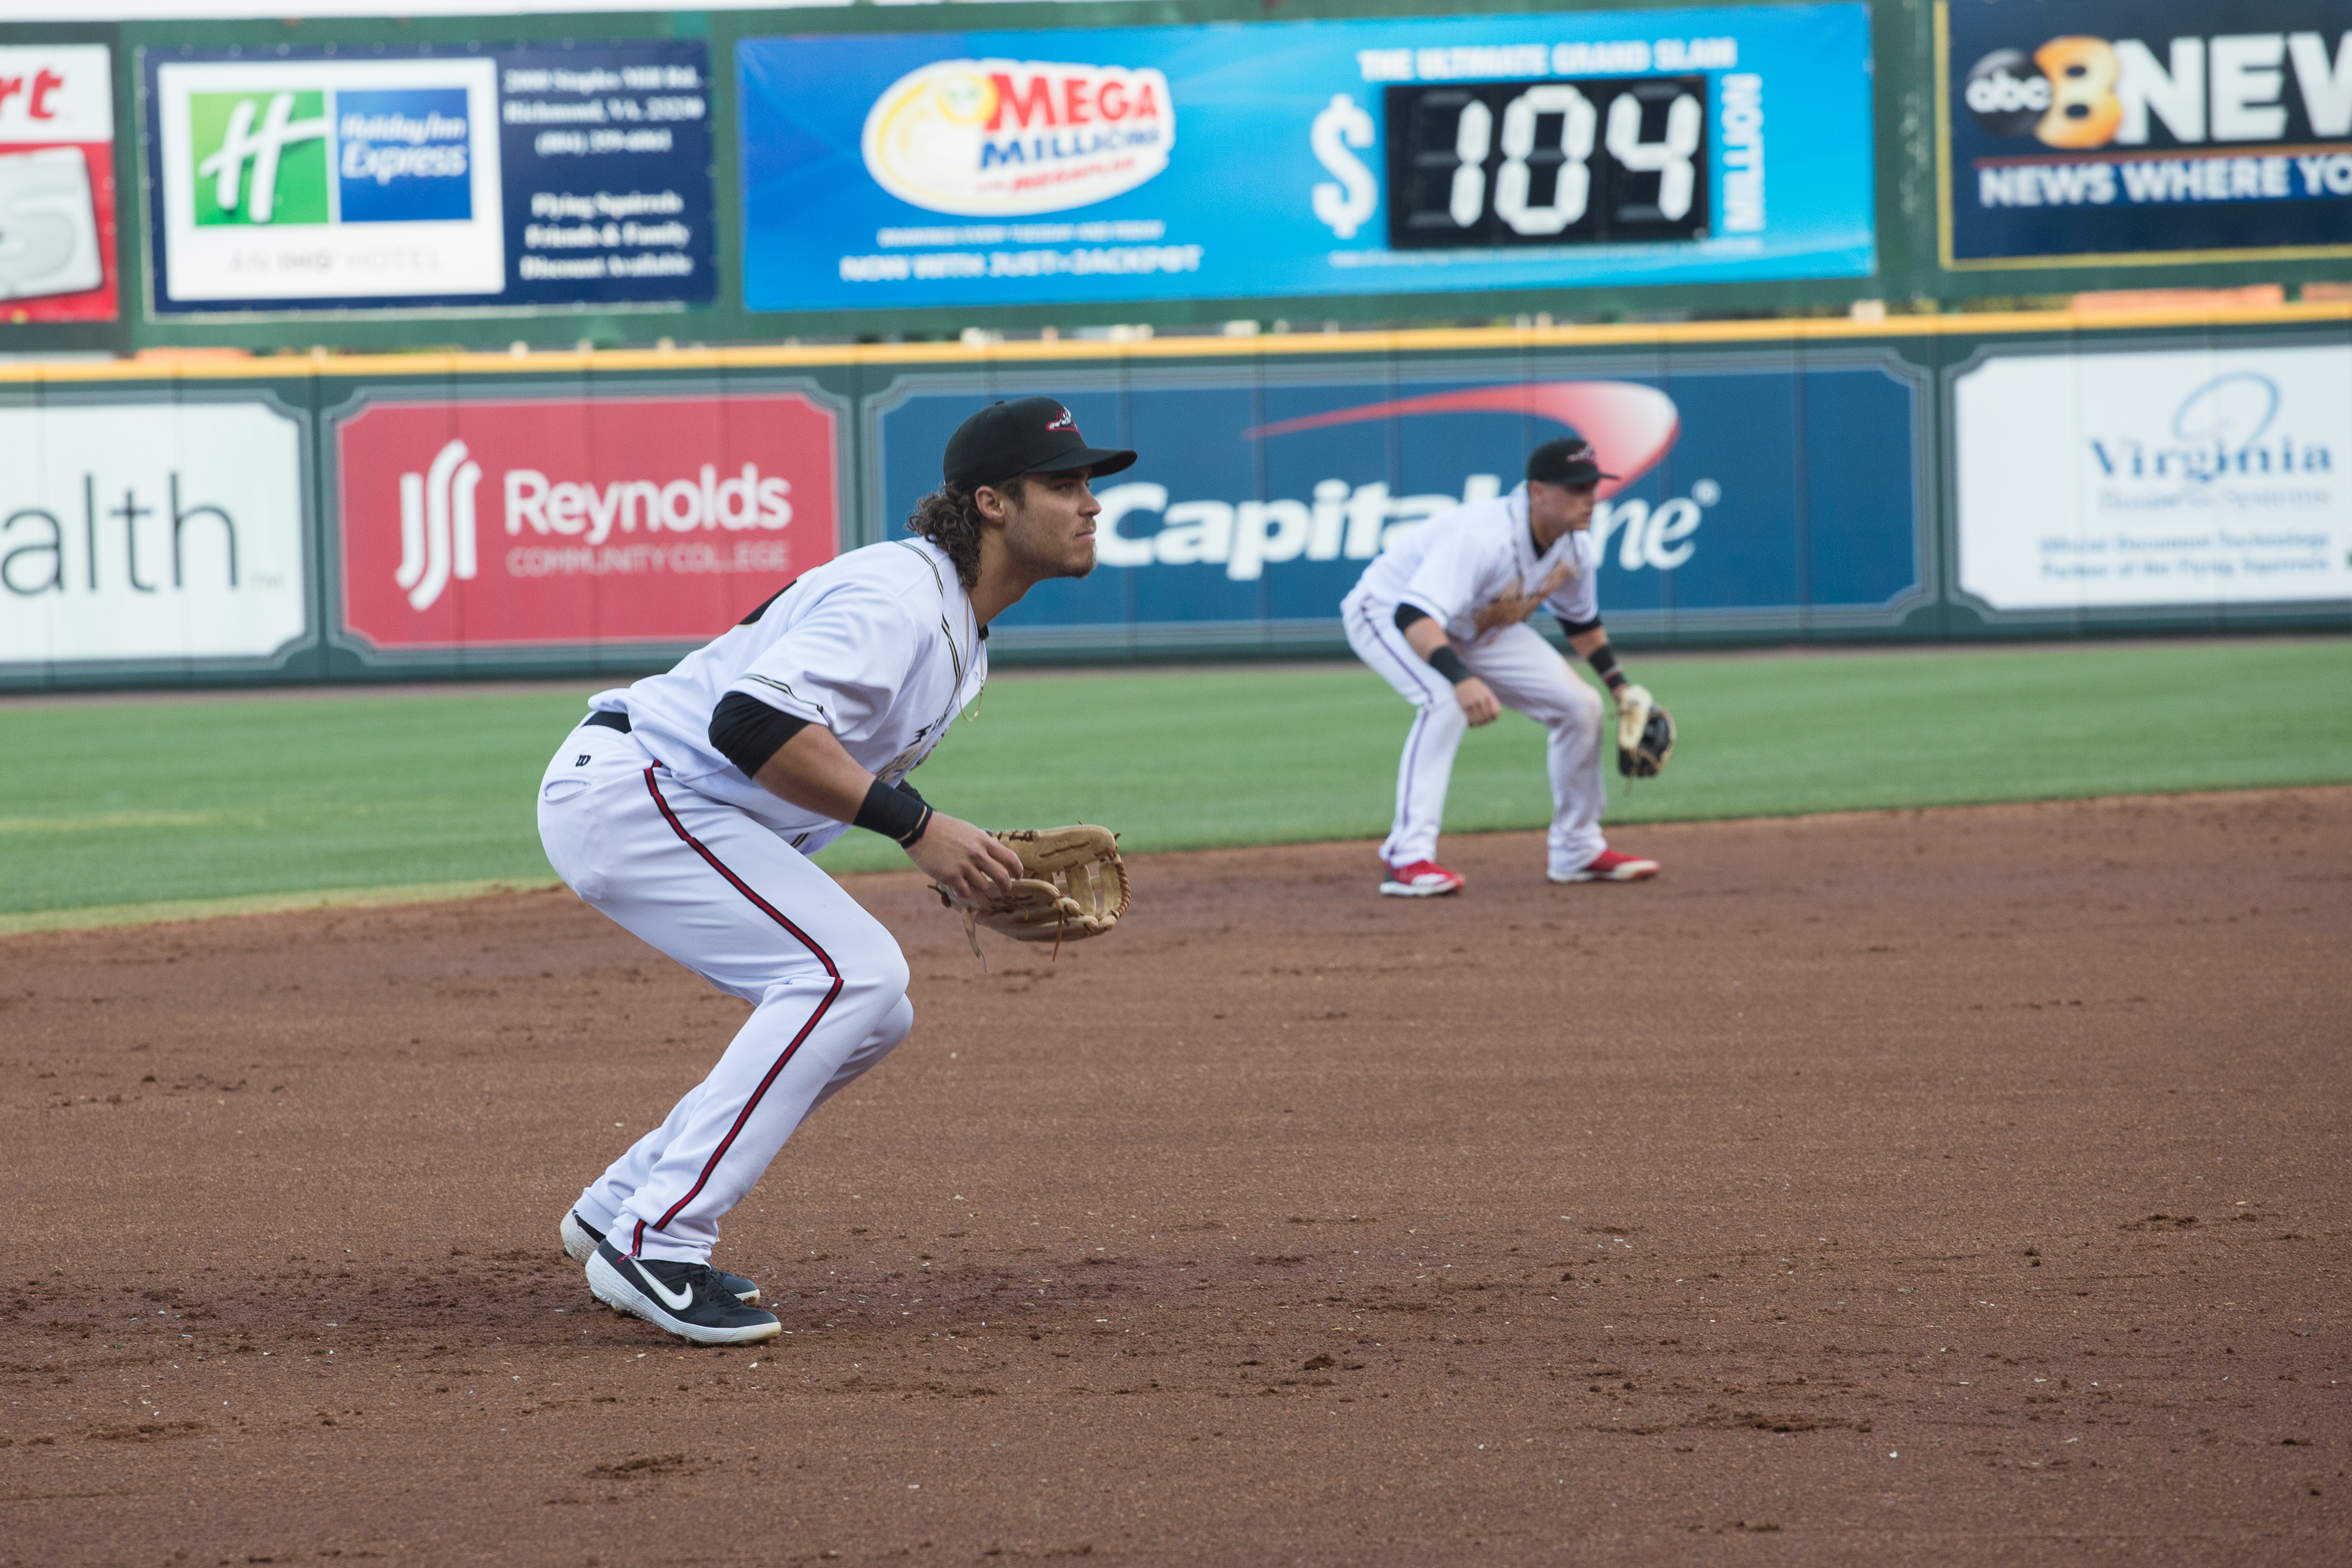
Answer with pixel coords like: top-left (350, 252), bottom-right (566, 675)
top-left (907, 814), bottom-right (1026, 900)
top-left (1455, 676), bottom-right (1501, 726)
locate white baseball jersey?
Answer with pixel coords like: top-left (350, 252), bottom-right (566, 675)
top-left (1342, 484), bottom-right (1614, 877)
top-left (590, 536), bottom-right (985, 855)
top-left (1346, 486), bottom-right (1600, 645)
top-left (538, 533), bottom-right (984, 1272)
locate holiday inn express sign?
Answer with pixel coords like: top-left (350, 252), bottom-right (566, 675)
top-left (144, 43), bottom-right (717, 315)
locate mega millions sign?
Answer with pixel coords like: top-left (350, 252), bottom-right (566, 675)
top-left (739, 5), bottom-right (1875, 312)
top-left (1941, 0), bottom-right (2352, 264)
top-left (331, 390), bottom-right (839, 652)
top-left (862, 58), bottom-right (1176, 217)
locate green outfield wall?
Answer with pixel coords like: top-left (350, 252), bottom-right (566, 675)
top-left (1, 303), bottom-right (2347, 689)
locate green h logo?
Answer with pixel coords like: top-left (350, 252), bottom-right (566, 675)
top-left (190, 91), bottom-right (329, 226)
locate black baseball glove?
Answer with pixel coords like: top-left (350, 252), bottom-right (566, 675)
top-left (1614, 684), bottom-right (1676, 778)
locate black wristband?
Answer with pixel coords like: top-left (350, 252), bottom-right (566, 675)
top-left (1427, 645), bottom-right (1471, 685)
top-left (854, 777), bottom-right (933, 846)
top-left (1585, 643), bottom-right (1627, 690)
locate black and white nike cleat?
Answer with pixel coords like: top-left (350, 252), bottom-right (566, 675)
top-left (586, 1239), bottom-right (781, 1346)
top-left (562, 1209), bottom-right (760, 1305)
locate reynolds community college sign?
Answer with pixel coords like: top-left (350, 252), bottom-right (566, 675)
top-left (331, 389), bottom-right (839, 652)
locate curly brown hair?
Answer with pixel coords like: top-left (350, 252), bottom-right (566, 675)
top-left (905, 476), bottom-right (1025, 589)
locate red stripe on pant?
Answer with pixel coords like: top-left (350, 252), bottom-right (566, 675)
top-left (635, 765), bottom-right (844, 1256)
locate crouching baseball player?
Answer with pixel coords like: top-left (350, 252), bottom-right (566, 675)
top-left (1341, 433), bottom-right (1663, 896)
top-left (536, 398), bottom-right (1134, 1344)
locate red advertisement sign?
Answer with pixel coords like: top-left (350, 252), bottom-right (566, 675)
top-left (335, 391), bottom-right (839, 650)
top-left (0, 45), bottom-right (119, 324)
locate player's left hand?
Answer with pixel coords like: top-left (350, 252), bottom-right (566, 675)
top-left (1613, 684), bottom-right (1676, 778)
top-left (933, 825), bottom-right (1130, 957)
top-left (907, 814), bottom-right (1026, 901)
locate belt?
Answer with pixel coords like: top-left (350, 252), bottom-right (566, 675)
top-left (583, 710), bottom-right (632, 733)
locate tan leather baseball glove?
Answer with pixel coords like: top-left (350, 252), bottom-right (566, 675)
top-left (935, 825), bottom-right (1129, 959)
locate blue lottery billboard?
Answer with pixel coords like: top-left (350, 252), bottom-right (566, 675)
top-left (145, 42), bottom-right (716, 314)
top-left (738, 5), bottom-right (1877, 312)
top-left (869, 357), bottom-right (1927, 637)
top-left (1941, 0), bottom-right (2352, 265)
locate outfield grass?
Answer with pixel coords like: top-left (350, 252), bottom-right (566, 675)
top-left (4, 638), bottom-right (2348, 927)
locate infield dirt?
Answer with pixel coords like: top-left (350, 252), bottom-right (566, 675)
top-left (6, 790), bottom-right (2348, 1566)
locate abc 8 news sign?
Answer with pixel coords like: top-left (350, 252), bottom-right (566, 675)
top-left (1943, 0), bottom-right (2352, 264)
top-left (1964, 47), bottom-right (2105, 144)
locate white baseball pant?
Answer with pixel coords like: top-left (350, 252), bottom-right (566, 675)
top-left (537, 721), bottom-right (915, 1265)
top-left (1343, 594), bottom-right (1610, 878)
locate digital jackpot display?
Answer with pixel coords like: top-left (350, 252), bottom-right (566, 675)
top-left (738, 6), bottom-right (1875, 313)
top-left (1386, 76), bottom-right (1711, 249)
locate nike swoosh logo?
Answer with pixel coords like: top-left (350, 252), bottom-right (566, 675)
top-left (631, 1259), bottom-right (694, 1312)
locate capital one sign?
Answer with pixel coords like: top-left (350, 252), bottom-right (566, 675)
top-left (334, 391), bottom-right (839, 649)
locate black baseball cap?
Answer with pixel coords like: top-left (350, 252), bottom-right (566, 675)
top-left (943, 397), bottom-right (1137, 490)
top-left (1526, 432), bottom-right (1616, 487)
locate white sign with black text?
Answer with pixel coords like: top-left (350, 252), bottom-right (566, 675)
top-left (1954, 344), bottom-right (2351, 610)
top-left (0, 400), bottom-right (310, 664)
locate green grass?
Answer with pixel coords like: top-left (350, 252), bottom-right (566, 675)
top-left (4, 638), bottom-right (2348, 926)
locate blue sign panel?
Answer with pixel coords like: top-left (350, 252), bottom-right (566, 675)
top-left (739, 6), bottom-right (1877, 313)
top-left (1942, 0), bottom-right (2352, 264)
top-left (872, 359), bottom-right (1925, 635)
top-left (494, 43), bottom-right (716, 309)
top-left (332, 90), bottom-right (474, 224)
top-left (146, 41), bottom-right (715, 314)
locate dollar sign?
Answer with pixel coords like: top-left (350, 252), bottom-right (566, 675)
top-left (1310, 93), bottom-right (1378, 240)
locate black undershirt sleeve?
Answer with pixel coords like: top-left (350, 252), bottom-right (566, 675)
top-left (1394, 601), bottom-right (1472, 684)
top-left (1555, 612), bottom-right (1603, 637)
top-left (709, 690), bottom-right (813, 779)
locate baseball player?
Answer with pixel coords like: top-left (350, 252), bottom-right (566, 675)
top-left (536, 397), bottom-right (1134, 1344)
top-left (1341, 432), bottom-right (1660, 896)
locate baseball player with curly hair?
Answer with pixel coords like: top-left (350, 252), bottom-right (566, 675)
top-left (1342, 433), bottom-right (1662, 897)
top-left (537, 398), bottom-right (1133, 1344)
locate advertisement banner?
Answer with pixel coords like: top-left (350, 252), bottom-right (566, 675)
top-left (0, 398), bottom-right (309, 666)
top-left (0, 45), bottom-right (118, 323)
top-left (331, 389), bottom-right (839, 652)
top-left (145, 42), bottom-right (715, 314)
top-left (870, 359), bottom-right (1924, 636)
top-left (1940, 0), bottom-right (2352, 265)
top-left (1953, 342), bottom-right (2351, 612)
top-left (739, 5), bottom-right (1876, 312)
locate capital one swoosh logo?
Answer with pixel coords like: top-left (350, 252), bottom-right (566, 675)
top-left (396, 438), bottom-right (480, 611)
top-left (1245, 381), bottom-right (1680, 500)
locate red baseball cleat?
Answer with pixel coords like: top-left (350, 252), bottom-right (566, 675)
top-left (1550, 848), bottom-right (1660, 883)
top-left (1379, 860), bottom-right (1465, 897)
